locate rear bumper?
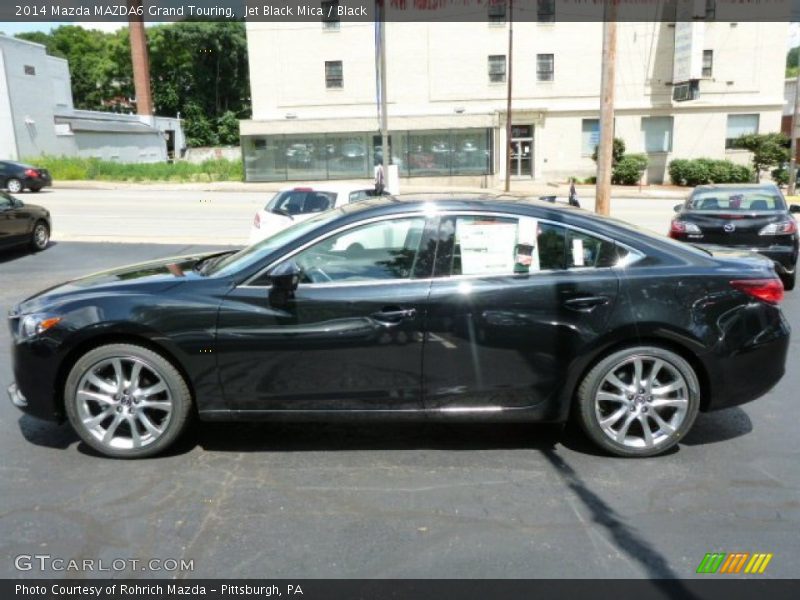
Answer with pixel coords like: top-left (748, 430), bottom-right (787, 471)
top-left (24, 175), bottom-right (52, 189)
top-left (702, 307), bottom-right (791, 411)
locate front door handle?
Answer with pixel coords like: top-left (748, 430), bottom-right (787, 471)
top-left (563, 296), bottom-right (609, 311)
top-left (371, 307), bottom-right (417, 324)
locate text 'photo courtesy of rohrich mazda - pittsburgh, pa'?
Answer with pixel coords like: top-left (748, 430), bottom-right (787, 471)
top-left (1, 0), bottom-right (800, 597)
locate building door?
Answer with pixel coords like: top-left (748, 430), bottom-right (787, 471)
top-left (510, 125), bottom-right (534, 178)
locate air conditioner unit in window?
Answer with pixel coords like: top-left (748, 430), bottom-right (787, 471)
top-left (673, 80), bottom-right (700, 102)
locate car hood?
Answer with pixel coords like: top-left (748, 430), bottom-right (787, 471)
top-left (13, 252), bottom-right (218, 314)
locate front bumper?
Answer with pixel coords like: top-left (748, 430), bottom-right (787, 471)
top-left (7, 382), bottom-right (28, 409)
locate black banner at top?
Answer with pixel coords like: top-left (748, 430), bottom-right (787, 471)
top-left (0, 0), bottom-right (799, 23)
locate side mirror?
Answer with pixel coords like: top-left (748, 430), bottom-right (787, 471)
top-left (13, 198), bottom-right (23, 208)
top-left (268, 260), bottom-right (301, 305)
top-left (790, 204), bottom-right (800, 214)
top-left (673, 204), bottom-right (683, 213)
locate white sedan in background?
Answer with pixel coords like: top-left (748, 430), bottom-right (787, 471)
top-left (249, 183), bottom-right (384, 244)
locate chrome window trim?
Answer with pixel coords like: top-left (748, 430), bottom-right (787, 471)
top-left (239, 209), bottom-right (645, 289)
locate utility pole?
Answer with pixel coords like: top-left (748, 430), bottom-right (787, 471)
top-left (789, 63), bottom-right (800, 195)
top-left (595, 3), bottom-right (617, 216)
top-left (377, 0), bottom-right (389, 174)
top-left (504, 0), bottom-right (514, 193)
top-left (128, 0), bottom-right (153, 116)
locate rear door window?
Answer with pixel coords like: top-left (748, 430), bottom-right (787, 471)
top-left (436, 216), bottom-right (622, 276)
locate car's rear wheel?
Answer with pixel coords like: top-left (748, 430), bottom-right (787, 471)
top-left (30, 220), bottom-right (49, 251)
top-left (64, 344), bottom-right (192, 458)
top-left (29, 186), bottom-right (42, 193)
top-left (781, 270), bottom-right (796, 291)
top-left (6, 178), bottom-right (22, 193)
top-left (575, 346), bottom-right (700, 457)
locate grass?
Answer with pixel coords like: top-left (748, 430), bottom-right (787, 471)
top-left (24, 155), bottom-right (244, 183)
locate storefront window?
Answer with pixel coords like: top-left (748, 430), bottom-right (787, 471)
top-left (242, 128), bottom-right (493, 181)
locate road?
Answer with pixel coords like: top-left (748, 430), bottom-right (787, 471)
top-left (29, 187), bottom-right (680, 245)
top-left (0, 240), bottom-right (798, 579)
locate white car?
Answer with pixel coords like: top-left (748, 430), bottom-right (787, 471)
top-left (249, 183), bottom-right (384, 244)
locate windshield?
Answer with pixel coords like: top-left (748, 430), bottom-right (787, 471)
top-left (687, 189), bottom-right (787, 212)
top-left (266, 190), bottom-right (337, 216)
top-left (207, 209), bottom-right (342, 277)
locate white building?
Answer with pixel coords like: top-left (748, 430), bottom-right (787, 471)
top-left (0, 35), bottom-right (184, 163)
top-left (241, 16), bottom-right (786, 185)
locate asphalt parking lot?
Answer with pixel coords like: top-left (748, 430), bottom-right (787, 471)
top-left (0, 240), bottom-right (798, 579)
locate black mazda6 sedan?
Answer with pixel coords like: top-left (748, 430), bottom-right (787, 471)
top-left (7, 196), bottom-right (791, 458)
top-left (669, 184), bottom-right (800, 290)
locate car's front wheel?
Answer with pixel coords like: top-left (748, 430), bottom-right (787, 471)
top-left (64, 344), bottom-right (193, 458)
top-left (575, 346), bottom-right (700, 457)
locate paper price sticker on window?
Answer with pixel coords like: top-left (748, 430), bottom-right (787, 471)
top-left (458, 220), bottom-right (518, 275)
top-left (571, 238), bottom-right (585, 267)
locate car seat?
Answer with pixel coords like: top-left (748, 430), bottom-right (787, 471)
top-left (700, 197), bottom-right (719, 210)
top-left (749, 199), bottom-right (768, 210)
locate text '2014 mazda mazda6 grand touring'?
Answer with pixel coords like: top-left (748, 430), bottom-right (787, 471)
top-left (7, 197), bottom-right (791, 458)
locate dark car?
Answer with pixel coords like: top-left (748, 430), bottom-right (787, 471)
top-left (669, 184), bottom-right (800, 290)
top-left (7, 196), bottom-right (790, 459)
top-left (0, 161), bottom-right (53, 193)
top-left (0, 191), bottom-right (51, 251)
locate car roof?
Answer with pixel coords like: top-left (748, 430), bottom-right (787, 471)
top-left (692, 183), bottom-right (780, 192)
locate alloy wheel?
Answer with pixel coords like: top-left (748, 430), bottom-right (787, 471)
top-left (33, 223), bottom-right (48, 249)
top-left (6, 178), bottom-right (22, 193)
top-left (75, 357), bottom-right (174, 451)
top-left (593, 355), bottom-right (689, 450)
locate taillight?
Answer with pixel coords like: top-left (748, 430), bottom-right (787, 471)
top-left (24, 168), bottom-right (38, 177)
top-left (669, 219), bottom-right (701, 238)
top-left (253, 213), bottom-right (260, 228)
top-left (759, 219), bottom-right (798, 235)
top-left (730, 279), bottom-right (784, 304)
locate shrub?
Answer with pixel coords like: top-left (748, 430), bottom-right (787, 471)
top-left (612, 153), bottom-right (648, 185)
top-left (592, 137), bottom-right (626, 166)
top-left (669, 158), bottom-right (753, 186)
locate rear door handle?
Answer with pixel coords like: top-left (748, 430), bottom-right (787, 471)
top-left (371, 308), bottom-right (417, 324)
top-left (563, 296), bottom-right (609, 311)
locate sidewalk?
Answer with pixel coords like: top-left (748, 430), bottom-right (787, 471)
top-left (52, 178), bottom-right (690, 200)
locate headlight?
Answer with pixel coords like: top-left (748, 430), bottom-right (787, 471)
top-left (18, 314), bottom-right (62, 340)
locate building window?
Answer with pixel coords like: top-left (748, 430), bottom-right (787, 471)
top-left (726, 114), bottom-right (759, 149)
top-left (581, 119), bottom-right (600, 156)
top-left (488, 1), bottom-right (506, 25)
top-left (702, 50), bottom-right (713, 77)
top-left (705, 0), bottom-right (716, 20)
top-left (325, 60), bottom-right (343, 88)
top-left (537, 54), bottom-right (554, 81)
top-left (537, 0), bottom-right (556, 22)
top-left (322, 1), bottom-right (340, 30)
top-left (488, 55), bottom-right (506, 83)
top-left (24, 65), bottom-right (35, 76)
top-left (642, 116), bottom-right (673, 153)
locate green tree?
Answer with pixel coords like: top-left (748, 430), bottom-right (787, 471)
top-left (788, 46), bottom-right (800, 77)
top-left (733, 133), bottom-right (790, 180)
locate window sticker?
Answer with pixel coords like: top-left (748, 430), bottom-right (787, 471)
top-left (458, 219), bottom-right (518, 275)
top-left (571, 238), bottom-right (585, 267)
top-left (515, 217), bottom-right (539, 273)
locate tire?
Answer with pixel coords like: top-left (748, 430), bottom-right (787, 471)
top-left (29, 186), bottom-right (42, 193)
top-left (781, 270), bottom-right (796, 292)
top-left (30, 220), bottom-right (49, 251)
top-left (575, 346), bottom-right (700, 458)
top-left (64, 343), bottom-right (193, 459)
top-left (6, 178), bottom-right (23, 193)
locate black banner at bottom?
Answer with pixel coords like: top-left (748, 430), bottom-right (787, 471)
top-left (4, 579), bottom-right (800, 600)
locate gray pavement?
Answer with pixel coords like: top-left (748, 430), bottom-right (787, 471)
top-left (0, 241), bottom-right (798, 579)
